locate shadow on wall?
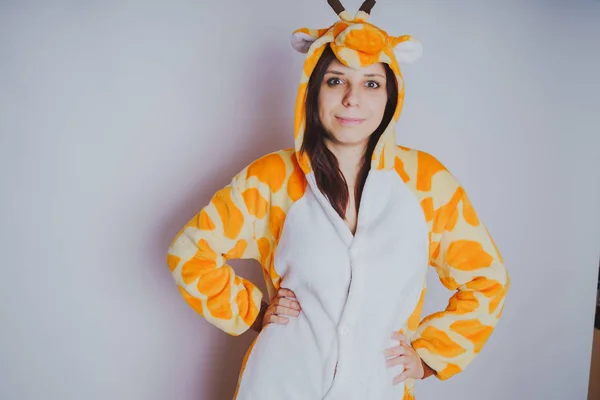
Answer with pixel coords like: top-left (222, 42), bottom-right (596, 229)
top-left (153, 43), bottom-right (295, 399)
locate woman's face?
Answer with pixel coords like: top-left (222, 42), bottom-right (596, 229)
top-left (318, 59), bottom-right (389, 147)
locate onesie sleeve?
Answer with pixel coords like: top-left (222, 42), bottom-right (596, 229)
top-left (166, 167), bottom-right (266, 336)
top-left (411, 180), bottom-right (510, 380)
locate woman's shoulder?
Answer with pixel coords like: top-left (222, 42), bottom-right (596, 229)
top-left (394, 145), bottom-right (461, 194)
top-left (235, 148), bottom-right (305, 196)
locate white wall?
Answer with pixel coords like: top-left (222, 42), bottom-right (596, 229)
top-left (1, 1), bottom-right (599, 399)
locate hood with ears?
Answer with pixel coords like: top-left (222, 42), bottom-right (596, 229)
top-left (290, 0), bottom-right (423, 176)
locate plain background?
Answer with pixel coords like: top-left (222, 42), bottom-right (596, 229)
top-left (1, 1), bottom-right (599, 399)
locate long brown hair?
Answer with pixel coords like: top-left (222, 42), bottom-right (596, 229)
top-left (300, 44), bottom-right (398, 219)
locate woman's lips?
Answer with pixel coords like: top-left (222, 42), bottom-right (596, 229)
top-left (335, 116), bottom-right (366, 126)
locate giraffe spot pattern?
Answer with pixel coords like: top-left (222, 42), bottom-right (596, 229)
top-left (242, 188), bottom-right (269, 219)
top-left (449, 319), bottom-right (494, 353)
top-left (412, 326), bottom-right (467, 358)
top-left (199, 267), bottom-right (233, 320)
top-left (181, 238), bottom-right (217, 284)
top-left (225, 240), bottom-right (248, 260)
top-left (446, 240), bottom-right (494, 271)
top-left (466, 277), bottom-right (503, 298)
top-left (436, 363), bottom-right (462, 380)
top-left (236, 280), bottom-right (260, 326)
top-left (407, 288), bottom-right (426, 330)
top-left (247, 153), bottom-right (287, 193)
top-left (212, 187), bottom-right (245, 240)
top-left (178, 286), bottom-right (204, 316)
top-left (166, 254), bottom-right (180, 272)
top-left (288, 156), bottom-right (308, 201)
top-left (416, 151), bottom-right (446, 192)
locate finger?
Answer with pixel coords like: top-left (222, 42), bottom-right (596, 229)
top-left (278, 288), bottom-right (297, 298)
top-left (383, 345), bottom-right (406, 359)
top-left (386, 355), bottom-right (409, 369)
top-left (275, 304), bottom-right (300, 317)
top-left (277, 297), bottom-right (302, 311)
top-left (267, 313), bottom-right (289, 325)
top-left (392, 369), bottom-right (412, 385)
top-left (391, 332), bottom-right (406, 344)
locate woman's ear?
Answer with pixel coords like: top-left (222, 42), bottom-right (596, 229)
top-left (389, 36), bottom-right (423, 64)
top-left (291, 29), bottom-right (323, 54)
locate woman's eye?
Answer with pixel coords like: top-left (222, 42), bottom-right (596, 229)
top-left (326, 78), bottom-right (343, 86)
top-left (366, 80), bottom-right (381, 89)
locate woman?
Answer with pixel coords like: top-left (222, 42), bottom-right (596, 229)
top-left (166, 1), bottom-right (509, 399)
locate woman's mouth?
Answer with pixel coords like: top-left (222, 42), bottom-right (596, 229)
top-left (335, 116), bottom-right (366, 126)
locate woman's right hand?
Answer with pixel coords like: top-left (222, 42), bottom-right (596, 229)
top-left (262, 288), bottom-right (302, 329)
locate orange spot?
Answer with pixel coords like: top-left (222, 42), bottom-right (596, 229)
top-left (257, 237), bottom-right (271, 267)
top-left (450, 319), bottom-right (494, 353)
top-left (429, 231), bottom-right (441, 262)
top-left (303, 45), bottom-right (326, 81)
top-left (212, 187), bottom-right (245, 240)
top-left (236, 281), bottom-right (259, 326)
top-left (288, 157), bottom-right (307, 201)
top-left (489, 280), bottom-right (509, 314)
top-left (181, 257), bottom-right (217, 284)
top-left (416, 152), bottom-right (445, 192)
top-left (247, 154), bottom-right (287, 193)
top-left (466, 277), bottom-right (503, 298)
top-left (343, 25), bottom-right (385, 66)
top-left (421, 198), bottom-right (434, 222)
top-left (197, 266), bottom-right (231, 297)
top-left (407, 288), bottom-right (426, 330)
top-left (294, 83), bottom-right (308, 137)
top-left (333, 22), bottom-right (350, 37)
top-left (242, 188), bottom-right (269, 219)
top-left (461, 195), bottom-right (480, 226)
top-left (269, 206), bottom-right (286, 241)
top-left (446, 240), bottom-right (494, 271)
top-left (412, 326), bottom-right (466, 358)
top-left (403, 386), bottom-right (414, 400)
top-left (432, 189), bottom-right (462, 234)
top-left (198, 268), bottom-right (233, 320)
top-left (394, 156), bottom-right (410, 183)
top-left (184, 209), bottom-right (216, 231)
top-left (377, 148), bottom-right (385, 170)
top-left (178, 286), bottom-right (204, 317)
top-left (207, 289), bottom-right (233, 320)
top-left (436, 363), bottom-right (462, 380)
top-left (446, 290), bottom-right (480, 314)
top-left (181, 239), bottom-right (218, 284)
top-left (198, 209), bottom-right (215, 230)
top-left (166, 254), bottom-right (180, 272)
top-left (225, 240), bottom-right (247, 259)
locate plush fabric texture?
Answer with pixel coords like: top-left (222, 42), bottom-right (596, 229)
top-left (167, 2), bottom-right (509, 399)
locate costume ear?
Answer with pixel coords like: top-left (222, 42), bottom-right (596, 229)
top-left (291, 28), bottom-right (327, 54)
top-left (389, 36), bottom-right (423, 64)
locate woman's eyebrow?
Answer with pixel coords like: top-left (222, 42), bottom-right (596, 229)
top-left (325, 70), bottom-right (385, 79)
top-left (363, 73), bottom-right (386, 79)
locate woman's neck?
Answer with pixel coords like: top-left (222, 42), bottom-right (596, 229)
top-left (325, 140), bottom-right (366, 186)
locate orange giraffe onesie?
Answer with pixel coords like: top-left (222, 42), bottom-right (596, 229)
top-left (166, 1), bottom-right (510, 398)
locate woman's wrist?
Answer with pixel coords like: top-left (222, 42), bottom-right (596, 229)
top-left (420, 359), bottom-right (436, 379)
top-left (250, 301), bottom-right (269, 333)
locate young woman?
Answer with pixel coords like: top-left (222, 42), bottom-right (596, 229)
top-left (166, 2), bottom-right (509, 399)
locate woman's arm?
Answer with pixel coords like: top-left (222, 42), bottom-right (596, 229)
top-left (166, 167), bottom-right (267, 336)
top-left (412, 185), bottom-right (510, 380)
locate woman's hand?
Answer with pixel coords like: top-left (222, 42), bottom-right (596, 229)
top-left (251, 288), bottom-right (301, 332)
top-left (384, 331), bottom-right (432, 385)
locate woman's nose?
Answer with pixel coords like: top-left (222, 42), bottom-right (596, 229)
top-left (342, 86), bottom-right (360, 107)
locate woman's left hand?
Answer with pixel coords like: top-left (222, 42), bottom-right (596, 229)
top-left (384, 331), bottom-right (425, 385)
